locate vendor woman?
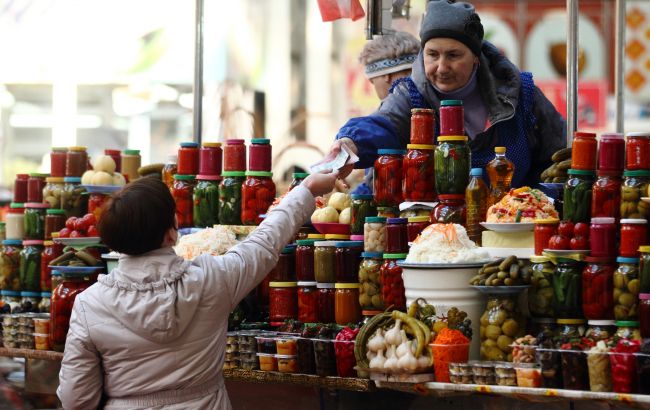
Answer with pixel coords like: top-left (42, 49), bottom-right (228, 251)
top-left (331, 0), bottom-right (566, 188)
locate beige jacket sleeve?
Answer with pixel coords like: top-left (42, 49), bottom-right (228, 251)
top-left (57, 296), bottom-right (103, 409)
top-left (196, 185), bottom-right (315, 310)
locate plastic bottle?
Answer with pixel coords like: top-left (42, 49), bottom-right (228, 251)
top-left (486, 147), bottom-right (514, 207)
top-left (465, 168), bottom-right (489, 245)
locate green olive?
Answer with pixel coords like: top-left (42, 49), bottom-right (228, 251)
top-left (501, 319), bottom-right (520, 337)
top-left (485, 325), bottom-right (502, 340)
top-left (628, 279), bottom-right (640, 295)
top-left (488, 310), bottom-right (507, 326)
top-left (497, 335), bottom-right (513, 352)
top-left (480, 311), bottom-right (489, 326)
top-left (615, 304), bottom-right (629, 320)
top-left (619, 292), bottom-right (635, 308)
top-left (371, 295), bottom-right (383, 309)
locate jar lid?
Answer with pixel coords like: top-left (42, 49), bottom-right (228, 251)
top-left (307, 234), bottom-right (325, 239)
top-left (411, 108), bottom-right (434, 114)
top-left (350, 234), bottom-right (365, 241)
top-left (104, 149), bottom-right (121, 155)
top-left (574, 131), bottom-right (596, 138)
top-left (2, 240), bottom-right (22, 246)
top-left (51, 270), bottom-right (62, 276)
top-left (470, 168), bottom-right (483, 176)
top-left (383, 253), bottom-right (408, 260)
top-left (639, 246), bottom-right (650, 253)
top-left (46, 209), bottom-right (66, 215)
top-left (43, 241), bottom-right (54, 246)
top-left (494, 146), bottom-right (506, 154)
top-left (296, 239), bottom-right (316, 246)
top-left (585, 256), bottom-right (615, 263)
top-left (52, 147), bottom-right (67, 152)
top-left (123, 149), bottom-right (141, 155)
top-left (293, 172), bottom-right (309, 179)
top-left (531, 317), bottom-right (556, 324)
top-left (438, 194), bottom-right (465, 200)
top-left (335, 283), bottom-right (360, 289)
top-left (601, 133), bottom-right (624, 139)
top-left (567, 169), bottom-right (596, 176)
top-left (620, 218), bottom-right (648, 224)
top-left (20, 291), bottom-right (40, 297)
top-left (28, 173), bottom-right (49, 178)
top-left (617, 256), bottom-right (640, 263)
top-left (25, 202), bottom-right (49, 209)
top-left (361, 252), bottom-right (383, 258)
top-left (334, 241), bottom-right (363, 248)
top-left (626, 132), bottom-right (650, 138)
top-left (407, 144), bottom-right (435, 150)
top-left (587, 320), bottom-right (616, 326)
top-left (365, 217), bottom-right (386, 223)
top-left (179, 142), bottom-right (199, 148)
top-left (269, 282), bottom-right (297, 288)
top-left (51, 232), bottom-right (60, 239)
top-left (437, 136), bottom-right (468, 142)
top-left (316, 283), bottom-right (335, 289)
top-left (63, 177), bottom-right (82, 183)
top-left (297, 281), bottom-right (317, 287)
top-left (0, 291), bottom-right (20, 297)
top-left (45, 176), bottom-right (65, 184)
top-left (408, 216), bottom-right (430, 223)
top-left (275, 354), bottom-right (297, 359)
top-left (226, 139), bottom-right (245, 145)
top-left (440, 100), bottom-right (463, 106)
top-left (534, 218), bottom-right (560, 224)
top-left (313, 241), bottom-right (335, 247)
top-left (623, 170), bottom-right (650, 177)
top-left (639, 293), bottom-right (650, 300)
top-left (616, 320), bottom-right (639, 327)
top-left (202, 142), bottom-right (222, 148)
top-left (173, 174), bottom-right (196, 181)
top-left (40, 292), bottom-right (51, 297)
top-left (281, 246), bottom-right (296, 254)
top-left (386, 218), bottom-right (407, 224)
top-left (529, 256), bottom-right (551, 263)
top-left (377, 149), bottom-right (406, 155)
top-left (196, 174), bottom-right (222, 181)
top-left (325, 234), bottom-right (349, 240)
top-left (556, 318), bottom-right (586, 325)
top-left (68, 146), bottom-right (88, 151)
top-left (23, 240), bottom-right (44, 246)
top-left (245, 171), bottom-right (273, 177)
top-left (221, 171), bottom-right (246, 177)
top-left (251, 138), bottom-right (270, 144)
top-left (591, 217), bottom-right (616, 224)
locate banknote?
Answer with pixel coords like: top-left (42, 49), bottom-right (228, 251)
top-left (309, 145), bottom-right (359, 174)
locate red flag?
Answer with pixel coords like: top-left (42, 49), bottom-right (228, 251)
top-left (317, 0), bottom-right (365, 22)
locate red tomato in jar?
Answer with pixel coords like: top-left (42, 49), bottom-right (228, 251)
top-left (548, 234), bottom-right (570, 250)
top-left (570, 235), bottom-right (588, 250)
top-left (573, 222), bottom-right (589, 238)
top-left (558, 221), bottom-right (574, 237)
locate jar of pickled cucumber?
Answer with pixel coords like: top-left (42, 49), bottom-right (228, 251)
top-left (479, 290), bottom-right (526, 362)
top-left (0, 240), bottom-right (22, 291)
top-left (435, 136), bottom-right (470, 195)
top-left (350, 194), bottom-right (376, 235)
top-left (563, 169), bottom-right (595, 223)
top-left (20, 240), bottom-right (44, 292)
top-left (358, 252), bottom-right (383, 311)
top-left (219, 171), bottom-right (245, 225)
top-left (62, 177), bottom-right (87, 218)
top-left (613, 257), bottom-right (640, 321)
top-left (553, 258), bottom-right (583, 318)
top-left (193, 175), bottom-right (221, 228)
top-left (620, 170), bottom-right (650, 220)
top-left (24, 203), bottom-right (49, 240)
top-left (528, 256), bottom-right (555, 318)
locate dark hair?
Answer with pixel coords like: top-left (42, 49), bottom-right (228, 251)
top-left (98, 177), bottom-right (176, 255)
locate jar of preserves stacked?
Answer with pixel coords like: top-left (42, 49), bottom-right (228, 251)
top-left (582, 257), bottom-right (615, 320)
top-left (435, 136), bottom-right (470, 195)
top-left (241, 171), bottom-right (276, 225)
top-left (0, 290), bottom-right (21, 313)
top-left (407, 216), bottom-right (429, 242)
top-left (466, 168), bottom-right (488, 245)
top-left (358, 252), bottom-right (383, 311)
top-left (104, 149), bottom-right (122, 173)
top-left (564, 169), bottom-right (595, 223)
top-left (223, 139), bottom-right (246, 171)
top-left (295, 239), bottom-right (316, 281)
top-left (591, 171), bottom-right (622, 220)
top-left (334, 283), bottom-right (361, 325)
top-left (39, 292), bottom-right (51, 313)
top-left (50, 148), bottom-right (67, 177)
top-left (621, 170), bottom-right (650, 219)
top-left (640, 294), bottom-right (650, 338)
top-left (5, 204), bottom-right (25, 240)
top-left (553, 258), bottom-right (583, 318)
top-left (51, 271), bottom-right (92, 351)
top-left (44, 209), bottom-right (65, 241)
top-left (13, 174), bottom-right (28, 203)
top-left (27, 173), bottom-right (47, 203)
top-left (403, 144), bottom-right (435, 202)
top-left (177, 142), bottom-right (200, 175)
top-left (65, 146), bottom-right (88, 177)
top-left (317, 283), bottom-right (335, 323)
top-left (373, 149), bottom-right (405, 206)
top-left (42, 177), bottom-right (65, 209)
top-left (625, 132), bottom-right (650, 170)
top-left (597, 133), bottom-right (625, 173)
top-left (24, 203), bottom-right (48, 240)
top-left (534, 219), bottom-right (559, 256)
top-left (334, 241), bottom-right (362, 283)
top-left (380, 253), bottom-right (407, 311)
top-left (193, 175), bottom-right (221, 228)
top-left (0, 240), bottom-right (22, 291)
top-left (410, 108), bottom-right (435, 145)
top-left (249, 138), bottom-right (272, 172)
top-left (297, 281), bottom-right (318, 323)
top-left (439, 100), bottom-right (464, 135)
top-left (269, 282), bottom-right (297, 322)
top-left (641, 246), bottom-right (650, 293)
top-left (121, 149), bottom-right (141, 182)
top-left (20, 240), bottom-right (43, 292)
top-left (529, 256), bottom-right (555, 318)
top-left (350, 194), bottom-right (376, 235)
top-left (88, 193), bottom-right (108, 222)
top-left (556, 318), bottom-right (586, 343)
top-left (270, 246), bottom-right (295, 282)
top-left (41, 240), bottom-right (63, 292)
top-left (171, 175), bottom-right (195, 228)
top-left (432, 194), bottom-right (466, 225)
top-left (218, 171), bottom-right (244, 225)
top-left (199, 142), bottom-right (222, 176)
top-left (590, 217), bottom-right (617, 258)
top-left (385, 218), bottom-right (408, 253)
top-left (619, 219), bottom-right (647, 258)
top-left (615, 321), bottom-right (642, 341)
top-left (571, 131), bottom-right (597, 170)
top-left (314, 241), bottom-right (336, 283)
top-left (479, 290), bottom-right (526, 362)
top-left (614, 257), bottom-right (640, 320)
top-left (62, 177), bottom-right (87, 218)
top-left (289, 172), bottom-right (308, 191)
top-left (20, 291), bottom-right (40, 313)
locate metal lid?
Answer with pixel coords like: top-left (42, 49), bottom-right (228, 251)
top-left (361, 252), bottom-right (383, 258)
top-left (316, 283), bottom-right (335, 289)
top-left (556, 318), bottom-right (586, 325)
top-left (251, 138), bottom-right (270, 144)
top-left (173, 174), bottom-right (196, 180)
top-left (46, 209), bottom-right (66, 215)
top-left (567, 169), bottom-right (596, 176)
top-left (625, 132), bottom-right (650, 138)
top-left (615, 320), bottom-right (639, 327)
top-left (0, 291), bottom-right (20, 297)
top-left (334, 241), bottom-right (363, 248)
top-left (617, 256), bottom-right (640, 263)
top-left (350, 194), bottom-right (374, 200)
top-left (40, 292), bottom-right (51, 297)
top-left (335, 283), bottom-right (360, 289)
top-left (313, 241), bottom-right (335, 247)
top-left (534, 218), bottom-right (560, 224)
top-left (407, 216), bottom-right (430, 223)
top-left (202, 142), bottom-right (222, 148)
top-left (365, 217), bottom-right (386, 223)
top-left (179, 142), bottom-right (199, 148)
top-left (640, 293), bottom-right (650, 300)
top-left (297, 281), bottom-right (317, 287)
top-left (23, 240), bottom-right (44, 246)
top-left (196, 174), bottom-right (222, 181)
top-left (406, 144), bottom-right (435, 150)
top-left (25, 202), bottom-right (49, 209)
top-left (437, 136), bottom-right (468, 142)
top-left (529, 256), bottom-right (551, 263)
top-left (20, 291), bottom-right (40, 297)
top-left (63, 177), bottom-right (82, 183)
top-left (269, 282), bottom-right (297, 288)
top-left (591, 217), bottom-right (616, 224)
top-left (440, 100), bottom-right (463, 106)
top-left (623, 170), bottom-right (650, 177)
top-left (620, 218), bottom-right (648, 224)
top-left (296, 239), bottom-right (316, 246)
top-left (585, 256), bottom-right (615, 263)
top-left (377, 149), bottom-right (406, 155)
top-left (324, 234), bottom-right (349, 240)
top-left (470, 168), bottom-right (483, 176)
top-left (383, 253), bottom-right (408, 260)
top-left (225, 139), bottom-right (245, 145)
top-left (28, 173), bottom-right (49, 178)
top-left (2, 240), bottom-right (22, 246)
top-left (587, 320), bottom-right (616, 326)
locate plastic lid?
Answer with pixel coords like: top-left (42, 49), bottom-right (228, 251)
top-left (269, 282), bottom-right (297, 288)
top-left (620, 218), bottom-right (648, 224)
top-left (297, 281), bottom-right (317, 287)
top-left (411, 108), bottom-right (434, 113)
top-left (470, 168), bottom-right (483, 176)
top-left (377, 149), bottom-right (406, 155)
top-left (617, 257), bottom-right (640, 263)
top-left (123, 149), bottom-right (140, 155)
top-left (202, 142), bottom-right (222, 148)
top-left (63, 177), bottom-right (81, 183)
top-left (534, 218), bottom-right (560, 224)
top-left (314, 241), bottom-right (335, 247)
top-left (616, 320), bottom-right (639, 327)
top-left (45, 176), bottom-right (65, 184)
top-left (226, 139), bottom-right (245, 145)
top-left (626, 132), bottom-right (650, 138)
top-left (350, 235), bottom-right (365, 241)
top-left (639, 293), bottom-right (650, 300)
top-left (408, 216), bottom-right (430, 223)
top-left (316, 283), bottom-right (335, 289)
top-left (556, 319), bottom-right (586, 325)
top-left (361, 252), bottom-right (383, 258)
top-left (587, 320), bottom-right (616, 326)
top-left (585, 256), bottom-right (615, 263)
top-left (335, 283), bottom-right (360, 289)
top-left (46, 209), bottom-right (66, 215)
top-left (574, 131), bottom-right (596, 138)
top-left (173, 174), bottom-right (196, 180)
top-left (365, 217), bottom-right (386, 223)
top-left (51, 232), bottom-right (60, 239)
top-left (293, 172), bottom-right (309, 179)
top-left (386, 218), bottom-right (407, 224)
top-left (325, 234), bottom-right (349, 240)
top-left (28, 173), bottom-right (49, 178)
top-left (196, 174), bottom-right (222, 181)
top-left (251, 138), bottom-right (270, 144)
top-left (23, 240), bottom-right (44, 246)
top-left (335, 241), bottom-right (363, 248)
top-left (407, 144), bottom-right (435, 150)
top-left (281, 246), bottom-right (296, 254)
top-left (0, 291), bottom-right (20, 297)
top-left (494, 146), bottom-right (506, 154)
top-left (9, 203), bottom-right (24, 210)
top-left (2, 240), bottom-right (22, 246)
top-left (296, 239), bottom-right (316, 246)
top-left (245, 171), bottom-right (273, 177)
top-left (180, 142), bottom-right (199, 148)
top-left (568, 169), bottom-right (596, 176)
top-left (20, 291), bottom-right (40, 297)
top-left (40, 292), bottom-right (51, 297)
top-left (438, 194), bottom-right (465, 200)
top-left (221, 171), bottom-right (246, 177)
top-left (52, 147), bottom-right (67, 151)
top-left (307, 234), bottom-right (325, 239)
top-left (640, 246), bottom-right (650, 253)
top-left (437, 136), bottom-right (468, 142)
top-left (51, 270), bottom-right (61, 276)
top-left (25, 202), bottom-right (49, 209)
top-left (383, 253), bottom-right (408, 260)
top-left (591, 217), bottom-right (616, 224)
top-left (529, 256), bottom-right (551, 263)
top-left (623, 170), bottom-right (650, 177)
top-left (440, 100), bottom-right (463, 106)
top-left (68, 146), bottom-right (87, 151)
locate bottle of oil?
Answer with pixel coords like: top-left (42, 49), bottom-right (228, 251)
top-left (465, 168), bottom-right (489, 245)
top-left (487, 146), bottom-right (514, 207)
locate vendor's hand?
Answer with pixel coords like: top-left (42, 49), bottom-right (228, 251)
top-left (328, 138), bottom-right (358, 180)
top-left (303, 170), bottom-right (339, 197)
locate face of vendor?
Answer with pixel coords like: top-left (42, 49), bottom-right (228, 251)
top-left (423, 38), bottom-right (478, 92)
top-left (370, 69), bottom-right (412, 100)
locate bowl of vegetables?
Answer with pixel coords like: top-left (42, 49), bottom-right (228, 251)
top-left (312, 222), bottom-right (351, 235)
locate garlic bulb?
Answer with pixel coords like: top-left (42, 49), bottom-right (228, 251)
top-left (385, 320), bottom-right (402, 346)
top-left (366, 350), bottom-right (377, 361)
top-left (397, 341), bottom-right (418, 371)
top-left (417, 353), bottom-right (432, 369)
top-left (369, 349), bottom-right (386, 370)
top-left (367, 329), bottom-right (385, 352)
top-left (384, 345), bottom-right (399, 370)
top-left (396, 330), bottom-right (410, 358)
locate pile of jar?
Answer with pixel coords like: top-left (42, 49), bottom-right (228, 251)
top-left (224, 331), bottom-right (260, 371)
top-left (448, 361), bottom-right (541, 388)
top-left (1, 313), bottom-right (50, 350)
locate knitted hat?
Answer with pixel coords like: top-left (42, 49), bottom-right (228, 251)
top-left (419, 0), bottom-right (484, 56)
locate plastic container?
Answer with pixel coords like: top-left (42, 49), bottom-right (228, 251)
top-left (333, 339), bottom-right (356, 377)
top-left (591, 172), bottom-right (622, 220)
top-left (5, 205), bottom-right (25, 241)
top-left (363, 217), bottom-right (386, 253)
top-left (24, 203), bottom-right (48, 240)
top-left (553, 258), bottom-right (583, 318)
top-left (334, 283), bottom-right (361, 325)
top-left (534, 219), bottom-right (559, 256)
top-left (598, 133), bottom-right (625, 173)
top-left (62, 177), bottom-right (87, 219)
top-left (571, 131), bottom-right (598, 170)
top-left (403, 144), bottom-right (435, 202)
top-left (407, 216), bottom-right (429, 243)
top-left (537, 348), bottom-right (563, 388)
top-left (121, 149), bottom-right (141, 182)
top-left (560, 348), bottom-right (590, 390)
top-left (50, 148), bottom-right (67, 177)
top-left (257, 353), bottom-right (278, 371)
top-left (255, 333), bottom-right (277, 354)
top-left (314, 241), bottom-right (336, 283)
top-left (431, 343), bottom-right (469, 383)
top-left (51, 272), bottom-right (92, 351)
top-left (384, 218), bottom-right (408, 254)
top-left (564, 169), bottom-right (595, 223)
top-left (582, 257), bottom-right (615, 320)
top-left (528, 256), bottom-right (555, 318)
top-left (586, 348), bottom-right (613, 392)
top-left (276, 337), bottom-right (298, 355)
top-left (465, 168), bottom-right (488, 245)
top-left (515, 363), bottom-right (543, 387)
top-left (313, 339), bottom-right (337, 376)
top-left (435, 136), bottom-right (470, 195)
top-left (241, 171), bottom-right (275, 225)
top-left (358, 252), bottom-right (383, 311)
top-left (269, 282), bottom-right (297, 322)
top-left (172, 175), bottom-right (196, 229)
top-left (65, 146), bottom-right (88, 177)
top-left (614, 257), bottom-right (640, 321)
top-left (619, 219), bottom-right (647, 258)
top-left (223, 139), bottom-right (246, 172)
top-left (439, 100), bottom-right (464, 136)
top-left (379, 254), bottom-right (407, 311)
top-left (625, 132), bottom-right (650, 170)
top-left (218, 171), bottom-right (244, 225)
top-left (334, 241), bottom-right (363, 283)
top-left (373, 149), bottom-right (405, 206)
top-left (199, 142), bottom-right (222, 176)
top-left (249, 138), bottom-right (272, 172)
top-left (27, 173), bottom-right (47, 203)
top-left (316, 283), bottom-right (335, 323)
top-left (620, 170), bottom-right (650, 219)
top-left (276, 354), bottom-right (297, 373)
top-left (410, 108), bottom-right (435, 145)
top-left (431, 194), bottom-right (466, 225)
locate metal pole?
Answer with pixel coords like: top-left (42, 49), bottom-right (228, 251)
top-left (566, 0), bottom-right (579, 147)
top-left (192, 0), bottom-right (205, 144)
top-left (615, 0), bottom-right (626, 133)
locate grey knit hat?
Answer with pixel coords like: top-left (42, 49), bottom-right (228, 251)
top-left (419, 0), bottom-right (484, 56)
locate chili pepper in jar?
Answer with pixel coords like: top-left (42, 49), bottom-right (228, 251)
top-left (582, 257), bottom-right (615, 320)
top-left (334, 327), bottom-right (359, 377)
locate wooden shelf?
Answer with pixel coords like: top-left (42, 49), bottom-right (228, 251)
top-left (223, 369), bottom-right (375, 392)
top-left (0, 348), bottom-right (63, 361)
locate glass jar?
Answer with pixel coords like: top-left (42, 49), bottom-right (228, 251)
top-left (51, 270), bottom-right (63, 290)
top-left (620, 219), bottom-right (647, 258)
top-left (295, 240), bottom-right (315, 281)
top-left (193, 176), bottom-right (221, 228)
top-left (529, 256), bottom-right (555, 318)
top-left (270, 246), bottom-right (295, 282)
top-left (350, 194), bottom-right (376, 235)
top-left (641, 246), bottom-right (650, 293)
top-left (27, 173), bottom-right (47, 203)
top-left (177, 142), bottom-right (200, 175)
top-left (640, 294), bottom-right (650, 338)
top-left (553, 258), bottom-right (583, 318)
top-left (614, 257), bottom-right (640, 321)
top-left (198, 142), bottom-right (222, 176)
top-left (88, 193), bottom-right (108, 222)
top-left (410, 108), bottom-right (435, 145)
top-left (334, 241), bottom-right (362, 283)
top-left (556, 318), bottom-right (586, 344)
top-left (570, 131), bottom-right (597, 170)
top-left (20, 240), bottom-right (43, 292)
top-left (407, 216), bottom-right (429, 243)
top-left (223, 139), bottom-right (246, 171)
top-left (334, 283), bottom-right (361, 325)
top-left (590, 217), bottom-right (617, 258)
top-left (0, 240), bottom-right (22, 291)
top-left (269, 282), bottom-right (297, 322)
top-left (24, 203), bottom-right (48, 240)
top-left (316, 283), bottom-right (335, 323)
top-left (65, 146), bottom-right (88, 177)
top-left (20, 291), bottom-right (40, 313)
top-left (591, 172), bottom-right (622, 220)
top-left (50, 147), bottom-right (67, 177)
top-left (380, 254), bottom-right (407, 311)
top-left (534, 219), bottom-right (559, 256)
top-left (385, 218), bottom-right (408, 254)
top-left (615, 321), bottom-right (642, 341)
top-left (563, 169), bottom-right (595, 223)
top-left (480, 290), bottom-right (526, 362)
top-left (51, 272), bottom-right (92, 351)
top-left (465, 167), bottom-right (488, 245)
top-left (218, 171), bottom-right (244, 225)
top-left (598, 133), bottom-right (625, 172)
top-left (104, 149), bottom-right (122, 173)
top-left (44, 209), bottom-right (66, 240)
top-left (403, 144), bottom-right (436, 202)
top-left (0, 290), bottom-right (21, 313)
top-left (249, 138), bottom-right (272, 172)
top-left (297, 281), bottom-right (318, 323)
top-left (42, 177), bottom-right (65, 209)
top-left (289, 172), bottom-right (308, 191)
top-left (435, 136), bottom-right (470, 195)
top-left (14, 175), bottom-right (30, 205)
top-left (373, 149), bottom-right (405, 207)
top-left (625, 132), bottom-right (650, 170)
top-left (363, 217), bottom-right (386, 253)
top-left (584, 321), bottom-right (617, 347)
top-left (432, 194), bottom-right (467, 225)
top-left (39, 292), bottom-right (51, 313)
top-left (121, 149), bottom-right (141, 182)
top-left (241, 171), bottom-right (276, 226)
top-left (358, 252), bottom-right (383, 311)
top-left (314, 241), bottom-right (336, 283)
top-left (5, 204), bottom-right (25, 240)
top-left (172, 175), bottom-right (196, 228)
top-left (40, 241), bottom-right (63, 292)
top-left (62, 177), bottom-right (87, 218)
top-left (621, 170), bottom-right (650, 219)
top-left (160, 156), bottom-right (178, 190)
top-left (439, 100), bottom-right (464, 135)
top-left (582, 257), bottom-right (615, 320)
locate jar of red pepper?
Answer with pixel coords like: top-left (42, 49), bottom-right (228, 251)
top-left (619, 219), bottom-right (647, 258)
top-left (625, 132), bottom-right (650, 170)
top-left (296, 239), bottom-right (316, 281)
top-left (269, 281), bottom-right (297, 322)
top-left (610, 336), bottom-right (641, 393)
top-left (27, 173), bottom-right (47, 203)
top-left (590, 217), bottom-right (617, 258)
top-left (241, 171), bottom-right (276, 225)
top-left (534, 218), bottom-right (559, 256)
top-left (403, 144), bottom-right (436, 202)
top-left (199, 142), bottom-right (222, 176)
top-left (223, 139), bottom-right (246, 171)
top-left (432, 195), bottom-right (467, 225)
top-left (104, 149), bottom-right (122, 173)
top-left (598, 133), bottom-right (625, 173)
top-left (50, 271), bottom-right (92, 351)
top-left (380, 253), bottom-right (407, 311)
top-left (385, 218), bottom-right (408, 253)
top-left (571, 132), bottom-right (597, 171)
top-left (334, 241), bottom-right (363, 283)
top-left (13, 174), bottom-right (28, 203)
top-left (50, 148), bottom-right (67, 177)
top-left (591, 171), bottom-right (622, 220)
top-left (410, 108), bottom-right (435, 145)
top-left (316, 282), bottom-right (335, 323)
top-left (439, 100), bottom-right (464, 136)
top-left (582, 257), bottom-right (615, 320)
top-left (177, 142), bottom-right (200, 175)
top-left (172, 174), bottom-right (196, 229)
top-left (407, 216), bottom-right (430, 242)
top-left (373, 149), bottom-right (405, 207)
top-left (40, 240), bottom-right (64, 292)
top-left (249, 138), bottom-right (272, 172)
top-left (297, 281), bottom-right (318, 323)
top-left (640, 294), bottom-right (650, 338)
